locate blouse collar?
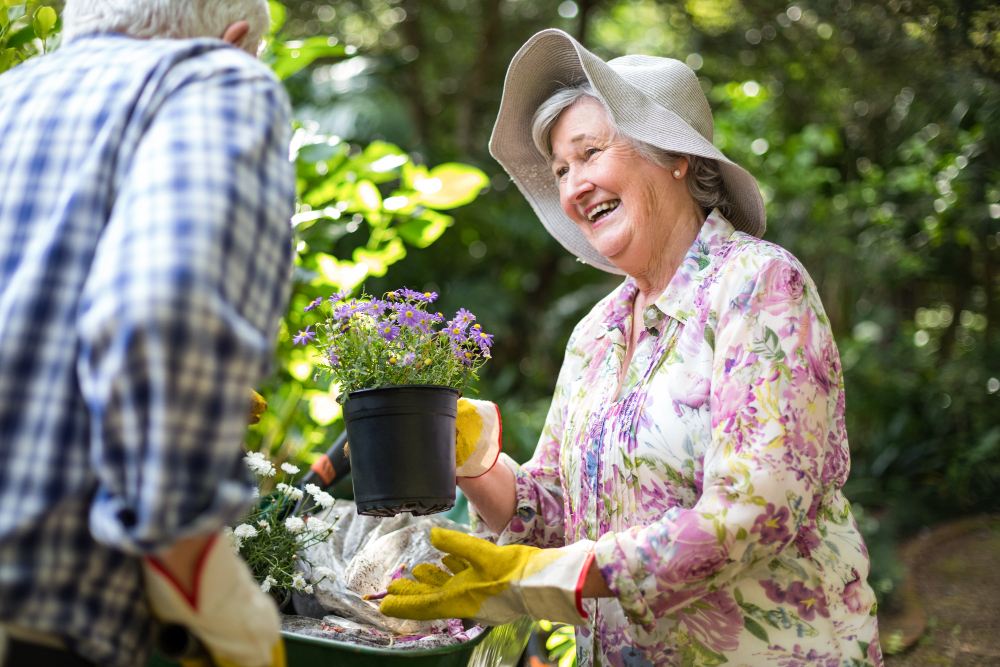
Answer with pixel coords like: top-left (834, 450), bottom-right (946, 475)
top-left (597, 210), bottom-right (736, 336)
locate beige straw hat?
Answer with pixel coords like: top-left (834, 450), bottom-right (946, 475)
top-left (489, 29), bottom-right (767, 275)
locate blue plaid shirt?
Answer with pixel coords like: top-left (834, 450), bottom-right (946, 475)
top-left (0, 35), bottom-right (295, 666)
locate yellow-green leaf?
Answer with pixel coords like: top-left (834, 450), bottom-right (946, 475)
top-left (313, 253), bottom-right (369, 291)
top-left (271, 36), bottom-right (345, 79)
top-left (355, 179), bottom-right (382, 212)
top-left (4, 1), bottom-right (22, 7)
top-left (396, 210), bottom-right (453, 248)
top-left (352, 238), bottom-right (406, 277)
top-left (413, 163), bottom-right (488, 209)
top-left (0, 48), bottom-right (18, 74)
top-left (0, 9), bottom-right (9, 28)
top-left (32, 5), bottom-right (54, 35)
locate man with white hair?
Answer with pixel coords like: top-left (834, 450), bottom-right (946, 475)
top-left (0, 2), bottom-right (294, 666)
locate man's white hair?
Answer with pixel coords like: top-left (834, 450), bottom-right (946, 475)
top-left (62, 0), bottom-right (271, 54)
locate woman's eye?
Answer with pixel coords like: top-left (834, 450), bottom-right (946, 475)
top-left (585, 147), bottom-right (600, 159)
top-left (556, 166), bottom-right (568, 177)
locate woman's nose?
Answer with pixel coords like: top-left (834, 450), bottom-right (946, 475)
top-left (565, 168), bottom-right (594, 203)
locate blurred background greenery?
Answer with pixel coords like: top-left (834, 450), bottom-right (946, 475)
top-left (5, 0), bottom-right (999, 626)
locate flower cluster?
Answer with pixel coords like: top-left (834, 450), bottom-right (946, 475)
top-left (228, 452), bottom-right (339, 603)
top-left (293, 287), bottom-right (492, 400)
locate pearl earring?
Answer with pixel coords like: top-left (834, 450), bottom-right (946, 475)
top-left (673, 169), bottom-right (681, 177)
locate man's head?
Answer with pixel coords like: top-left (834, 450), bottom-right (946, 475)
top-left (62, 0), bottom-right (271, 55)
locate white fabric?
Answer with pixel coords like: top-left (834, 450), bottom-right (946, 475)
top-left (455, 398), bottom-right (502, 478)
top-left (489, 28), bottom-right (766, 274)
top-left (473, 540), bottom-right (595, 627)
top-left (142, 536), bottom-right (281, 667)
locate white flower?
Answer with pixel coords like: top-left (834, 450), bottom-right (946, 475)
top-left (284, 517), bottom-right (306, 534)
top-left (304, 585), bottom-right (314, 594)
top-left (312, 490), bottom-right (334, 509)
top-left (222, 526), bottom-right (241, 552)
top-left (234, 524), bottom-right (258, 540)
top-left (304, 483), bottom-right (320, 496)
top-left (276, 483), bottom-right (304, 501)
top-left (257, 520), bottom-right (271, 533)
top-left (292, 573), bottom-right (306, 590)
top-left (307, 518), bottom-right (331, 535)
top-left (251, 487), bottom-right (260, 500)
top-left (281, 462), bottom-right (300, 475)
top-left (315, 567), bottom-right (335, 580)
top-left (260, 576), bottom-right (277, 593)
top-left (245, 451), bottom-right (276, 477)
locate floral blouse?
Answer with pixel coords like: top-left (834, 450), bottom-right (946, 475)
top-left (471, 212), bottom-right (883, 667)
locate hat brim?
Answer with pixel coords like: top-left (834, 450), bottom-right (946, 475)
top-left (489, 29), bottom-right (766, 275)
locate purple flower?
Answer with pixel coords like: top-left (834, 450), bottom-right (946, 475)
top-left (377, 320), bottom-right (400, 342)
top-left (401, 352), bottom-right (416, 366)
top-left (424, 311), bottom-right (444, 324)
top-left (303, 297), bottom-right (323, 312)
top-left (367, 299), bottom-right (388, 317)
top-left (420, 291), bottom-right (438, 303)
top-left (472, 329), bottom-right (493, 350)
top-left (454, 308), bottom-right (476, 327)
top-left (446, 324), bottom-right (467, 342)
top-left (328, 291), bottom-right (348, 304)
top-left (332, 304), bottom-right (353, 320)
top-left (397, 307), bottom-right (421, 327)
top-left (328, 353), bottom-right (340, 367)
top-left (398, 287), bottom-right (424, 301)
top-left (293, 326), bottom-right (316, 345)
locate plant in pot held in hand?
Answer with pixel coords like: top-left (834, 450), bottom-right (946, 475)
top-left (229, 452), bottom-right (339, 604)
top-left (294, 288), bottom-right (493, 517)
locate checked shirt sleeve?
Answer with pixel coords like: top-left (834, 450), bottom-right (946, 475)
top-left (76, 63), bottom-right (295, 554)
top-left (593, 255), bottom-right (842, 630)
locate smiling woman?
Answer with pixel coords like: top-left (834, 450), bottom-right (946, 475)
top-left (377, 28), bottom-right (884, 667)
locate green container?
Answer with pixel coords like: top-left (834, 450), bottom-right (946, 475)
top-left (148, 617), bottom-right (531, 667)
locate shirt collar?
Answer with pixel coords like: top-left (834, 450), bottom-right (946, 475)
top-left (596, 210), bottom-right (736, 337)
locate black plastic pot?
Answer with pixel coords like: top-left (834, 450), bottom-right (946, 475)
top-left (342, 385), bottom-right (459, 517)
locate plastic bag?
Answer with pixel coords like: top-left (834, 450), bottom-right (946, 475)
top-left (297, 500), bottom-right (468, 635)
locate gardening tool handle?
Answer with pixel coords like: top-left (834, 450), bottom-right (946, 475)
top-left (300, 430), bottom-right (350, 492)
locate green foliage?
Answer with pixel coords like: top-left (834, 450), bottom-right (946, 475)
top-left (0, 2), bottom-right (58, 72)
top-left (544, 623), bottom-right (578, 667)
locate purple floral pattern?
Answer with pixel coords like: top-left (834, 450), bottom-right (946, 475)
top-left (471, 212), bottom-right (882, 666)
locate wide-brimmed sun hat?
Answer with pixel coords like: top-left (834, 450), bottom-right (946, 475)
top-left (489, 29), bottom-right (766, 275)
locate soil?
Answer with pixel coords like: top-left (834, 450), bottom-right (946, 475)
top-left (883, 517), bottom-right (1000, 666)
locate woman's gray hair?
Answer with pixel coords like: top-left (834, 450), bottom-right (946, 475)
top-left (62, 0), bottom-right (271, 54)
top-left (532, 83), bottom-right (729, 214)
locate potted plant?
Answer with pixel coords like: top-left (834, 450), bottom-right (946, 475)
top-left (294, 288), bottom-right (492, 516)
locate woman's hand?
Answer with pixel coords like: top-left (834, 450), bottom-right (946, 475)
top-left (380, 527), bottom-right (596, 626)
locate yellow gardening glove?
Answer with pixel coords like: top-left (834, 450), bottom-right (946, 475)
top-left (248, 389), bottom-right (267, 425)
top-left (455, 398), bottom-right (502, 477)
top-left (380, 528), bottom-right (595, 626)
top-left (143, 535), bottom-right (286, 667)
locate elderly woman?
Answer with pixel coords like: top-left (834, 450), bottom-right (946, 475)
top-left (382, 29), bottom-right (882, 667)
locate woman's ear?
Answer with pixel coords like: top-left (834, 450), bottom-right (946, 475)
top-left (221, 21), bottom-right (251, 49)
top-left (672, 158), bottom-right (690, 179)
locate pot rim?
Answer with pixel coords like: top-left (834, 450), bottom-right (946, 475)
top-left (346, 384), bottom-right (462, 400)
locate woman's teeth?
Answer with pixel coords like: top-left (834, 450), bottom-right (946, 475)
top-left (588, 200), bottom-right (620, 222)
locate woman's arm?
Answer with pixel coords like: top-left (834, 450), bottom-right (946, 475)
top-left (591, 255), bottom-right (843, 628)
top-left (457, 460), bottom-right (516, 536)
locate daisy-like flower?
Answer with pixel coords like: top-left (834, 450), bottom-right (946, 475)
top-left (307, 518), bottom-right (331, 534)
top-left (420, 291), bottom-right (438, 303)
top-left (401, 352), bottom-right (416, 366)
top-left (304, 484), bottom-right (335, 509)
top-left (446, 324), bottom-right (466, 342)
top-left (261, 576), bottom-right (277, 593)
top-left (473, 329), bottom-right (494, 350)
top-left (293, 326), bottom-right (316, 345)
top-left (281, 462), bottom-right (300, 475)
top-left (292, 573), bottom-right (307, 590)
top-left (398, 287), bottom-right (424, 301)
top-left (303, 297), bottom-right (323, 312)
top-left (304, 585), bottom-right (314, 595)
top-left (329, 290), bottom-right (348, 304)
top-left (284, 517), bottom-right (306, 534)
top-left (245, 452), bottom-right (276, 477)
top-left (454, 308), bottom-right (476, 326)
top-left (396, 307), bottom-right (421, 327)
top-left (315, 567), bottom-right (335, 580)
top-left (367, 299), bottom-right (389, 317)
top-left (234, 524), bottom-right (257, 540)
top-left (257, 520), bottom-right (271, 533)
top-left (377, 320), bottom-right (400, 342)
top-left (327, 353), bottom-right (340, 368)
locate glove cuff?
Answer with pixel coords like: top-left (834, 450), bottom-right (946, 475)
top-left (143, 534), bottom-right (218, 611)
top-left (516, 540), bottom-right (596, 626)
top-left (455, 399), bottom-right (502, 478)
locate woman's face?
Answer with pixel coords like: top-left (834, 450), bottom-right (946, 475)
top-left (550, 97), bottom-right (694, 277)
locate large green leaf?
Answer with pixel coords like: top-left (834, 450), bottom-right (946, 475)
top-left (396, 210), bottom-right (453, 248)
top-left (354, 180), bottom-right (382, 212)
top-left (312, 253), bottom-right (369, 292)
top-left (32, 6), bottom-right (55, 39)
top-left (413, 163), bottom-right (488, 210)
top-left (352, 238), bottom-right (407, 277)
top-left (272, 36), bottom-right (345, 80)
